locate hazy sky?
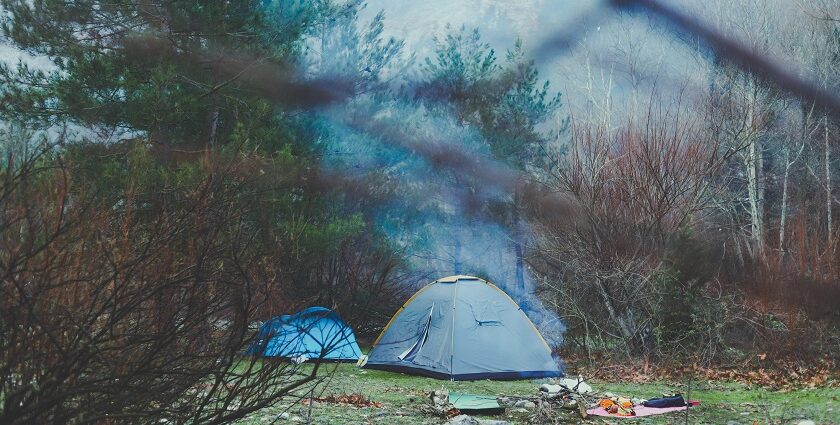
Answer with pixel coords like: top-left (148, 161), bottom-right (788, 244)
top-left (358, 0), bottom-right (814, 117)
top-left (357, 0), bottom-right (697, 116)
top-left (361, 0), bottom-right (597, 57)
top-left (1, 0), bottom-right (817, 121)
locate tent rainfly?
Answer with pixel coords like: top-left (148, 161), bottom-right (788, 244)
top-left (247, 307), bottom-right (362, 362)
top-left (363, 275), bottom-right (561, 380)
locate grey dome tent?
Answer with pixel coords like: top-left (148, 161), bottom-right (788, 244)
top-left (363, 275), bottom-right (561, 380)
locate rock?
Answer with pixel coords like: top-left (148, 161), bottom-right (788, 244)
top-left (276, 412), bottom-right (290, 420)
top-left (448, 414), bottom-right (480, 425)
top-left (795, 421), bottom-right (816, 425)
top-left (477, 420), bottom-right (511, 425)
top-left (540, 384), bottom-right (564, 394)
top-left (725, 422), bottom-right (741, 425)
top-left (558, 377), bottom-right (593, 394)
top-left (429, 389), bottom-right (454, 415)
top-left (513, 400), bottom-right (536, 409)
top-left (430, 389), bottom-right (449, 406)
top-left (496, 396), bottom-right (515, 407)
top-left (512, 408), bottom-right (528, 413)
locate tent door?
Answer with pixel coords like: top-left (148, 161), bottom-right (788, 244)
top-left (397, 304), bottom-right (434, 362)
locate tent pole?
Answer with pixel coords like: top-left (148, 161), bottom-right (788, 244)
top-left (450, 279), bottom-right (458, 381)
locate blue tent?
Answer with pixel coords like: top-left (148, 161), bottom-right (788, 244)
top-left (363, 275), bottom-right (561, 380)
top-left (248, 307), bottom-right (362, 362)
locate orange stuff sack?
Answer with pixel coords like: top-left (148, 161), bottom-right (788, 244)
top-left (616, 406), bottom-right (635, 416)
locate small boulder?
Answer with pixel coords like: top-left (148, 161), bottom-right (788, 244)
top-left (795, 421), bottom-right (816, 425)
top-left (430, 390), bottom-right (449, 406)
top-left (540, 384), bottom-right (564, 394)
top-left (447, 414), bottom-right (480, 425)
top-left (557, 377), bottom-right (593, 394)
top-left (496, 396), bottom-right (515, 407)
top-left (477, 420), bottom-right (511, 425)
top-left (513, 400), bottom-right (536, 409)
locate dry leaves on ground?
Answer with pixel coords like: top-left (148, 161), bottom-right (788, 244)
top-left (565, 353), bottom-right (838, 390)
top-left (302, 393), bottom-right (384, 408)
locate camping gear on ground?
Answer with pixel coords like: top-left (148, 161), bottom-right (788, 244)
top-left (449, 392), bottom-right (505, 415)
top-left (597, 397), bottom-right (635, 416)
top-left (247, 306), bottom-right (362, 362)
top-left (363, 275), bottom-right (561, 380)
top-left (587, 404), bottom-right (690, 418)
top-left (587, 393), bottom-right (700, 419)
top-left (643, 394), bottom-right (687, 408)
top-left (541, 377), bottom-right (593, 395)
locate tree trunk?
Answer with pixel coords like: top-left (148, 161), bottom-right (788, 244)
top-left (825, 114), bottom-right (832, 254)
top-left (746, 138), bottom-right (764, 257)
top-left (780, 142), bottom-right (805, 254)
top-left (208, 110), bottom-right (220, 147)
top-left (780, 145), bottom-right (790, 253)
top-left (745, 82), bottom-right (764, 260)
top-left (512, 194), bottom-right (526, 294)
top-left (782, 108), bottom-right (809, 257)
top-left (514, 236), bottom-right (525, 292)
top-left (595, 278), bottom-right (634, 354)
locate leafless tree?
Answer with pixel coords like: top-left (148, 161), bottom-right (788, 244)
top-left (0, 128), bottom-right (324, 424)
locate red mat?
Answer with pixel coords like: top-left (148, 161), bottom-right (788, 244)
top-left (586, 401), bottom-right (699, 418)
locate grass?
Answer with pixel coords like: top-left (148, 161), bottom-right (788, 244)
top-left (236, 363), bottom-right (840, 424)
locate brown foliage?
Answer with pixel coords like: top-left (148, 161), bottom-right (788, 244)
top-left (0, 140), bottom-right (319, 424)
top-left (532, 100), bottom-right (728, 357)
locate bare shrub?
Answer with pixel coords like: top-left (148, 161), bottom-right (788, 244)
top-left (260, 230), bottom-right (414, 338)
top-left (0, 130), bottom-right (321, 424)
top-left (530, 99), bottom-right (735, 359)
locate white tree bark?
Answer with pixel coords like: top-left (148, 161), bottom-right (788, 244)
top-left (780, 145), bottom-right (791, 251)
top-left (826, 114), bottom-right (833, 251)
top-left (744, 80), bottom-right (765, 259)
top-left (780, 142), bottom-right (805, 252)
